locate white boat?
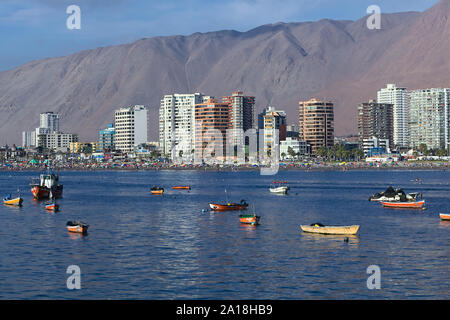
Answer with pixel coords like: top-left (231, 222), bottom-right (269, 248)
top-left (270, 186), bottom-right (289, 194)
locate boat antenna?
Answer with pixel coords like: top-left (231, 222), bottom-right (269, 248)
top-left (225, 188), bottom-right (229, 203)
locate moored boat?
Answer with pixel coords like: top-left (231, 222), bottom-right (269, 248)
top-left (30, 172), bottom-right (63, 200)
top-left (209, 200), bottom-right (248, 211)
top-left (66, 221), bottom-right (89, 234)
top-left (45, 203), bottom-right (59, 212)
top-left (172, 186), bottom-right (191, 190)
top-left (440, 213), bottom-right (450, 221)
top-left (150, 186), bottom-right (164, 195)
top-left (3, 195), bottom-right (23, 206)
top-left (300, 224), bottom-right (360, 235)
top-left (239, 214), bottom-right (260, 225)
top-left (369, 186), bottom-right (419, 202)
top-left (381, 200), bottom-right (425, 209)
top-left (270, 186), bottom-right (289, 194)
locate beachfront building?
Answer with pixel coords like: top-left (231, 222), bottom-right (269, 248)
top-left (40, 112), bottom-right (60, 133)
top-left (358, 100), bottom-right (394, 150)
top-left (22, 131), bottom-right (36, 148)
top-left (262, 106), bottom-right (286, 158)
top-left (377, 84), bottom-right (409, 148)
top-left (408, 88), bottom-right (450, 150)
top-left (194, 99), bottom-right (230, 162)
top-left (222, 91), bottom-right (255, 147)
top-left (114, 105), bottom-right (148, 153)
top-left (298, 98), bottom-right (334, 155)
top-left (98, 123), bottom-right (115, 151)
top-left (286, 124), bottom-right (300, 138)
top-left (69, 142), bottom-right (96, 154)
top-left (37, 132), bottom-right (78, 152)
top-left (159, 93), bottom-right (212, 159)
top-left (362, 136), bottom-right (391, 156)
top-left (280, 137), bottom-right (310, 160)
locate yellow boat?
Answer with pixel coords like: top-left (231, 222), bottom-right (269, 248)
top-left (3, 197), bottom-right (23, 206)
top-left (300, 224), bottom-right (359, 235)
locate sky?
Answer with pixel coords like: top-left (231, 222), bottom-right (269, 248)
top-left (0, 0), bottom-right (440, 71)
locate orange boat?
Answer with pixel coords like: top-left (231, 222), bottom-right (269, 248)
top-left (66, 221), bottom-right (89, 234)
top-left (30, 173), bottom-right (63, 200)
top-left (150, 187), bottom-right (164, 195)
top-left (381, 200), bottom-right (425, 209)
top-left (45, 203), bottom-right (59, 212)
top-left (172, 186), bottom-right (191, 190)
top-left (440, 213), bottom-right (450, 221)
top-left (209, 200), bottom-right (248, 211)
top-left (239, 214), bottom-right (260, 225)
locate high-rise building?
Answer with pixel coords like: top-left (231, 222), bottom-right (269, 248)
top-left (39, 112), bottom-right (59, 133)
top-left (409, 88), bottom-right (450, 150)
top-left (98, 123), bottom-right (115, 151)
top-left (115, 105), bottom-right (148, 153)
top-left (358, 100), bottom-right (394, 149)
top-left (37, 132), bottom-right (78, 152)
top-left (377, 84), bottom-right (409, 148)
top-left (298, 98), bottom-right (334, 155)
top-left (222, 91), bottom-right (255, 146)
top-left (159, 93), bottom-right (212, 158)
top-left (262, 106), bottom-right (286, 157)
top-left (194, 98), bottom-right (230, 161)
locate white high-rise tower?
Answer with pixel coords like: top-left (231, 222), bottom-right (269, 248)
top-left (377, 84), bottom-right (409, 148)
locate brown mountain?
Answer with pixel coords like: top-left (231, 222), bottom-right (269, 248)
top-left (0, 0), bottom-right (449, 145)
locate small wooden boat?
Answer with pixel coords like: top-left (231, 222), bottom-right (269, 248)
top-left (301, 224), bottom-right (360, 235)
top-left (66, 221), bottom-right (89, 234)
top-left (150, 187), bottom-right (164, 195)
top-left (45, 203), bottom-right (59, 212)
top-left (381, 200), bottom-right (425, 209)
top-left (239, 214), bottom-right (261, 225)
top-left (172, 186), bottom-right (191, 190)
top-left (3, 195), bottom-right (23, 206)
top-left (209, 200), bottom-right (248, 211)
top-left (270, 186), bottom-right (289, 194)
top-left (440, 213), bottom-right (450, 221)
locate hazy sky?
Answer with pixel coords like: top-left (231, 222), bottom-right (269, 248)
top-left (0, 0), bottom-right (440, 71)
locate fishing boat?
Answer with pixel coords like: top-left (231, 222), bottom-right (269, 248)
top-left (380, 200), bottom-right (425, 209)
top-left (239, 205), bottom-right (260, 225)
top-left (150, 186), bottom-right (164, 195)
top-left (239, 214), bottom-right (261, 225)
top-left (30, 172), bottom-right (63, 200)
top-left (66, 221), bottom-right (89, 234)
top-left (209, 200), bottom-right (248, 211)
top-left (369, 186), bottom-right (419, 202)
top-left (45, 203), bottom-right (59, 212)
top-left (172, 186), bottom-right (191, 190)
top-left (3, 194), bottom-right (23, 206)
top-left (300, 223), bottom-right (360, 235)
top-left (270, 181), bottom-right (290, 194)
top-left (439, 213), bottom-right (450, 221)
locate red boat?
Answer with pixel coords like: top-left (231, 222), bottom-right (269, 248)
top-left (209, 200), bottom-right (248, 211)
top-left (30, 173), bottom-right (63, 200)
top-left (45, 203), bottom-right (59, 212)
top-left (239, 214), bottom-right (260, 225)
top-left (381, 200), bottom-right (425, 209)
top-left (173, 186), bottom-right (191, 190)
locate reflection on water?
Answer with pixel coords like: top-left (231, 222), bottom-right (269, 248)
top-left (0, 170), bottom-right (449, 299)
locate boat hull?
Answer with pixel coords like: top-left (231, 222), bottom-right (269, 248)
top-left (440, 213), bottom-right (450, 221)
top-left (45, 203), bottom-right (59, 212)
top-left (3, 197), bottom-right (23, 206)
top-left (31, 185), bottom-right (63, 200)
top-left (67, 225), bottom-right (88, 234)
top-left (301, 225), bottom-right (360, 235)
top-left (381, 200), bottom-right (425, 209)
top-left (239, 215), bottom-right (260, 225)
top-left (270, 186), bottom-right (288, 194)
top-left (172, 186), bottom-right (191, 190)
top-left (209, 203), bottom-right (248, 211)
top-left (151, 190), bottom-right (164, 195)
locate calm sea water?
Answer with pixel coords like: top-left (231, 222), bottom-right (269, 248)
top-left (0, 169), bottom-right (448, 299)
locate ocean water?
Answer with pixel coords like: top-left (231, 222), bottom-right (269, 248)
top-left (0, 169), bottom-right (448, 299)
